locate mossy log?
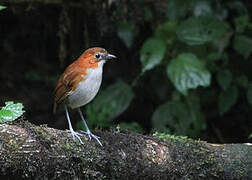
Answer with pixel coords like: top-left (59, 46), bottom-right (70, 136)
top-left (0, 121), bottom-right (250, 179)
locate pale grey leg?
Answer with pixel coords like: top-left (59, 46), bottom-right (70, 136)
top-left (78, 108), bottom-right (102, 146)
top-left (64, 104), bottom-right (84, 144)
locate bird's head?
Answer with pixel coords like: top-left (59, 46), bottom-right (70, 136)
top-left (77, 47), bottom-right (116, 68)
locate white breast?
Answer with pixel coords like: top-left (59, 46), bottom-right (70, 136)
top-left (67, 61), bottom-right (105, 109)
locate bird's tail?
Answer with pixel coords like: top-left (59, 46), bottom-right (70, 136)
top-left (53, 102), bottom-right (57, 114)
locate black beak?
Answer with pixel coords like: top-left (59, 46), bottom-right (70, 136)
top-left (105, 53), bottom-right (116, 60)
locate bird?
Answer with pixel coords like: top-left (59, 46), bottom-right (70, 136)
top-left (53, 47), bottom-right (116, 146)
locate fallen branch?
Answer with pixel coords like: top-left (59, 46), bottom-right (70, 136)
top-left (0, 121), bottom-right (250, 179)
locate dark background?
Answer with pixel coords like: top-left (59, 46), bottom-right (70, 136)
top-left (0, 0), bottom-right (251, 143)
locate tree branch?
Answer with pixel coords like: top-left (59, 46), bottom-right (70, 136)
top-left (0, 121), bottom-right (250, 179)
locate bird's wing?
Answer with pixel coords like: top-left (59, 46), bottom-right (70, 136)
top-left (53, 65), bottom-right (84, 113)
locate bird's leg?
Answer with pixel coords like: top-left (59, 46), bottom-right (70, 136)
top-left (78, 108), bottom-right (102, 146)
top-left (64, 104), bottom-right (84, 144)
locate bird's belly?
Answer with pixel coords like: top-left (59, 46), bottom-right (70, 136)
top-left (67, 71), bottom-right (103, 109)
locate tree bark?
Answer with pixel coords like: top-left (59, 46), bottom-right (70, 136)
top-left (0, 120), bottom-right (250, 179)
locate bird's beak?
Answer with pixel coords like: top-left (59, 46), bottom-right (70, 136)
top-left (105, 54), bottom-right (116, 60)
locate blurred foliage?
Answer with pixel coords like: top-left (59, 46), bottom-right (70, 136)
top-left (0, 0), bottom-right (250, 141)
top-left (0, 101), bottom-right (25, 123)
top-left (0, 5), bottom-right (6, 11)
top-left (140, 38), bottom-right (166, 73)
top-left (117, 22), bottom-right (135, 49)
top-left (167, 53), bottom-right (211, 95)
top-left (85, 81), bottom-right (135, 129)
top-left (117, 122), bottom-right (144, 134)
top-left (85, 0), bottom-right (252, 139)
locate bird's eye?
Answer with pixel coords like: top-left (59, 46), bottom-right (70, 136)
top-left (95, 53), bottom-right (101, 59)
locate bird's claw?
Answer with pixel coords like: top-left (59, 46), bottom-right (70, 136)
top-left (66, 129), bottom-right (102, 146)
top-left (66, 129), bottom-right (84, 145)
top-left (80, 130), bottom-right (102, 146)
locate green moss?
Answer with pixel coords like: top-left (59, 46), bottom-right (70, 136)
top-left (34, 129), bottom-right (44, 136)
top-left (9, 139), bottom-right (19, 150)
top-left (153, 132), bottom-right (191, 142)
top-left (65, 142), bottom-right (71, 150)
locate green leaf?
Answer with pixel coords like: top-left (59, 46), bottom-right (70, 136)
top-left (165, 0), bottom-right (188, 21)
top-left (185, 92), bottom-right (206, 136)
top-left (235, 75), bottom-right (249, 88)
top-left (217, 69), bottom-right (232, 90)
top-left (86, 81), bottom-right (134, 128)
top-left (215, 7), bottom-right (228, 20)
top-left (233, 35), bottom-right (252, 59)
top-left (152, 101), bottom-right (189, 135)
top-left (247, 84), bottom-right (252, 106)
top-left (0, 5), bottom-right (6, 11)
top-left (0, 101), bottom-right (25, 123)
top-left (227, 1), bottom-right (248, 15)
top-left (193, 1), bottom-right (212, 17)
top-left (207, 52), bottom-right (222, 62)
top-left (234, 15), bottom-right (249, 33)
top-left (176, 17), bottom-right (211, 45)
top-left (228, 0), bottom-right (249, 31)
top-left (155, 21), bottom-right (178, 45)
top-left (152, 94), bottom-right (205, 137)
top-left (140, 38), bottom-right (166, 73)
top-left (144, 7), bottom-right (153, 21)
top-left (218, 86), bottom-right (238, 115)
top-left (176, 17), bottom-right (231, 46)
top-left (210, 21), bottom-right (232, 52)
top-left (167, 53), bottom-right (211, 95)
top-left (117, 22), bottom-right (134, 48)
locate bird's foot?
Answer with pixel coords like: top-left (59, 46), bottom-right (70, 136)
top-left (66, 129), bottom-right (84, 145)
top-left (80, 130), bottom-right (102, 146)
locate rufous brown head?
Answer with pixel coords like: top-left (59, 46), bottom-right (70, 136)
top-left (75, 47), bottom-right (116, 68)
